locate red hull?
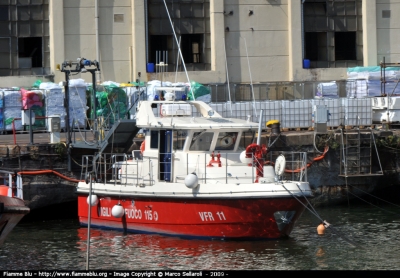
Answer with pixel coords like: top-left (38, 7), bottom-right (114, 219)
top-left (0, 196), bottom-right (30, 245)
top-left (78, 195), bottom-right (306, 239)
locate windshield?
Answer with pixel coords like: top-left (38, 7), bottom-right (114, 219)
top-left (189, 132), bottom-right (214, 151)
top-left (215, 132), bottom-right (238, 151)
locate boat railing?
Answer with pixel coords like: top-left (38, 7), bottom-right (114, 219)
top-left (0, 170), bottom-right (23, 199)
top-left (80, 150), bottom-right (307, 186)
top-left (266, 151), bottom-right (308, 182)
top-left (173, 151), bottom-right (308, 184)
top-left (81, 153), bottom-right (156, 186)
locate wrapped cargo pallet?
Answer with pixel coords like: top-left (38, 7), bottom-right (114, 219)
top-left (3, 89), bottom-right (22, 131)
top-left (316, 81), bottom-right (338, 98)
top-left (42, 83), bottom-right (66, 130)
top-left (347, 66), bottom-right (400, 97)
top-left (20, 88), bottom-right (45, 130)
top-left (68, 79), bottom-right (88, 128)
top-left (123, 86), bottom-right (147, 119)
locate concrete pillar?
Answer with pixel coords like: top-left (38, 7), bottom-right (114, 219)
top-left (288, 1), bottom-right (302, 81)
top-left (132, 0), bottom-right (147, 82)
top-left (49, 0), bottom-right (65, 82)
top-left (362, 0), bottom-right (378, 66)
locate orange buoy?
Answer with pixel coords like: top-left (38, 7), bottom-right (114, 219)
top-left (317, 223), bottom-right (326, 235)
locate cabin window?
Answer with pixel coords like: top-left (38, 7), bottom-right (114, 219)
top-left (150, 130), bottom-right (159, 149)
top-left (189, 131), bottom-right (213, 151)
top-left (173, 130), bottom-right (187, 150)
top-left (215, 132), bottom-right (238, 151)
top-left (238, 131), bottom-right (256, 151)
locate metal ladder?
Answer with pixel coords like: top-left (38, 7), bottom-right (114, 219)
top-left (339, 129), bottom-right (383, 177)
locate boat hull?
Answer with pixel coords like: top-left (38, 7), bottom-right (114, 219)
top-left (0, 196), bottom-right (30, 245)
top-left (77, 195), bottom-right (307, 239)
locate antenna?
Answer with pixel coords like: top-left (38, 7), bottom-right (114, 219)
top-left (223, 37), bottom-right (233, 117)
top-left (162, 0), bottom-right (195, 101)
top-left (241, 36), bottom-right (257, 119)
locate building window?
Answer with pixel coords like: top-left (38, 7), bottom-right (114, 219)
top-left (181, 34), bottom-right (202, 64)
top-left (0, 6), bottom-right (9, 20)
top-left (114, 14), bottom-right (124, 23)
top-left (146, 0), bottom-right (210, 72)
top-left (382, 10), bottom-right (390, 19)
top-left (18, 37), bottom-right (42, 68)
top-left (303, 0), bottom-right (362, 68)
top-left (0, 2), bottom-right (49, 76)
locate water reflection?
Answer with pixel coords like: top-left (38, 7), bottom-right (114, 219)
top-left (0, 206), bottom-right (399, 270)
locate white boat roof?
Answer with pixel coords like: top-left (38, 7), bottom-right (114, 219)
top-left (136, 100), bottom-right (259, 130)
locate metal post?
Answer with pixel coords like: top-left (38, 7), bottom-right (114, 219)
top-left (64, 72), bottom-right (72, 172)
top-left (225, 153), bottom-right (228, 184)
top-left (86, 172), bottom-right (92, 270)
top-left (29, 108), bottom-right (34, 145)
top-left (91, 70), bottom-right (98, 141)
top-left (204, 153), bottom-right (207, 184)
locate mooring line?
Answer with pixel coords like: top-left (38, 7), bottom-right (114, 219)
top-left (345, 189), bottom-right (400, 217)
top-left (282, 184), bottom-right (362, 248)
top-left (346, 184), bottom-right (400, 209)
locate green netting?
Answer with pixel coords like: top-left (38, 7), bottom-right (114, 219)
top-left (104, 86), bottom-right (127, 103)
top-left (96, 91), bottom-right (109, 108)
top-left (108, 101), bottom-right (128, 125)
top-left (32, 80), bottom-right (42, 88)
top-left (90, 87), bottom-right (128, 126)
top-left (187, 81), bottom-right (210, 100)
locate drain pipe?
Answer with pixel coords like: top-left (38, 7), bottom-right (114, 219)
top-left (301, 0), bottom-right (305, 60)
top-left (145, 0), bottom-right (149, 64)
top-left (95, 0), bottom-right (101, 83)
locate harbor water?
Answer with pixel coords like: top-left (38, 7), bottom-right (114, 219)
top-left (0, 204), bottom-right (400, 270)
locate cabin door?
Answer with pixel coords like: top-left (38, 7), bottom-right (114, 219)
top-left (159, 130), bottom-right (172, 181)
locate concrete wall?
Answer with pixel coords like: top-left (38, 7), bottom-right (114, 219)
top-left (49, 0), bottom-right (133, 84)
top-left (44, 0), bottom-right (396, 86)
top-left (376, 0), bottom-right (400, 63)
top-left (0, 76), bottom-right (54, 88)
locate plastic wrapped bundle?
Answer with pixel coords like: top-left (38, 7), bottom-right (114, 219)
top-left (346, 80), bottom-right (367, 98)
top-left (69, 86), bottom-right (87, 108)
top-left (124, 86), bottom-right (147, 119)
top-left (4, 108), bottom-right (22, 131)
top-left (21, 89), bottom-right (44, 109)
top-left (0, 108), bottom-right (3, 130)
top-left (368, 80), bottom-right (400, 96)
top-left (316, 82), bottom-right (338, 98)
top-left (3, 90), bottom-right (21, 107)
top-left (69, 107), bottom-right (87, 128)
top-left (45, 87), bottom-right (64, 107)
top-left (2, 90), bottom-right (22, 131)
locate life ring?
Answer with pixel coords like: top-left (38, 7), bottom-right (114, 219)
top-left (245, 143), bottom-right (266, 158)
top-left (140, 141), bottom-right (145, 154)
top-left (245, 143), bottom-right (261, 158)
